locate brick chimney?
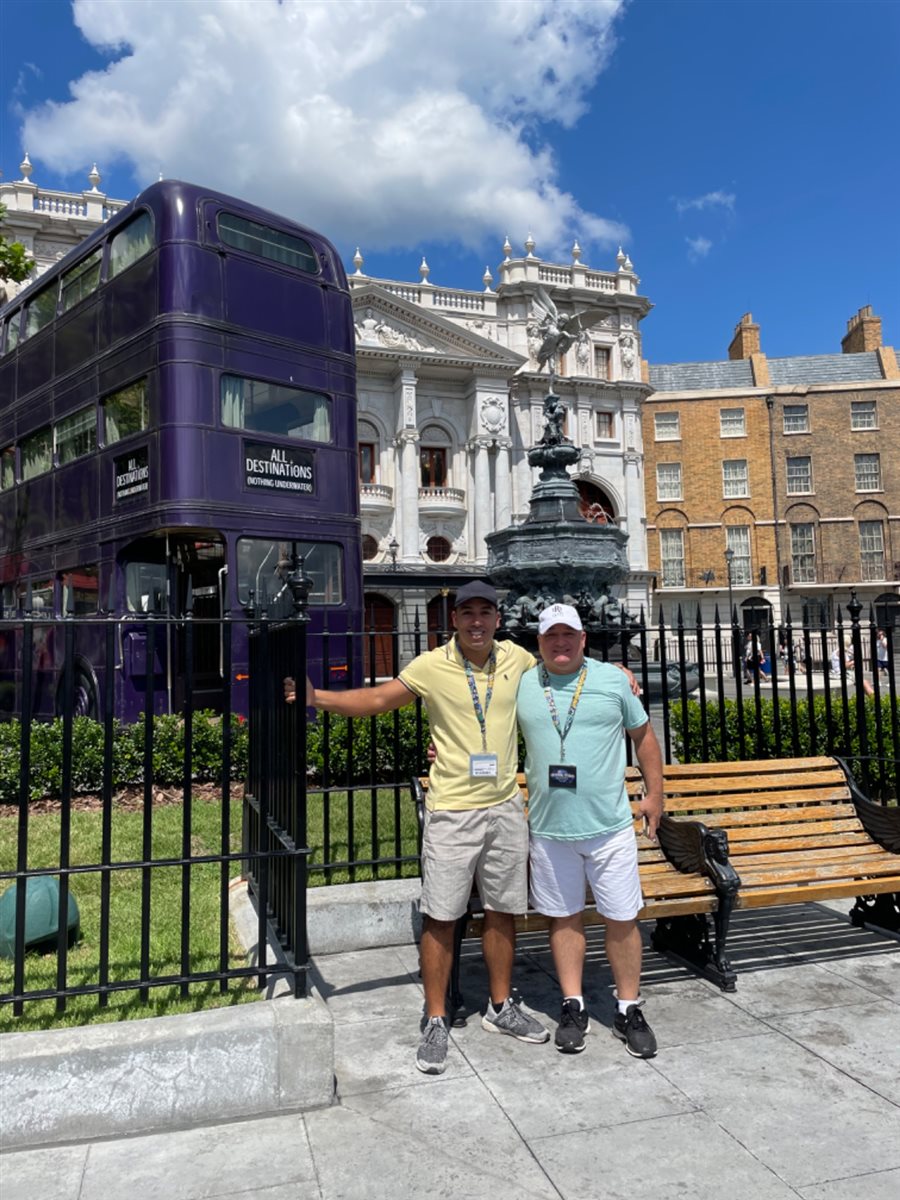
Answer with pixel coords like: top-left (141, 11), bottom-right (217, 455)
top-left (728, 313), bottom-right (761, 360)
top-left (841, 305), bottom-right (883, 354)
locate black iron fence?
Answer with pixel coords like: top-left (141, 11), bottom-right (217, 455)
top-left (1, 589), bottom-right (897, 1020)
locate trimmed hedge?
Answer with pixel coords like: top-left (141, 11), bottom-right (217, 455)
top-left (306, 706), bottom-right (431, 785)
top-left (670, 694), bottom-right (897, 796)
top-left (0, 712), bottom-right (249, 803)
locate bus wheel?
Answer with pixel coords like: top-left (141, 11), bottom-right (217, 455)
top-left (57, 663), bottom-right (100, 719)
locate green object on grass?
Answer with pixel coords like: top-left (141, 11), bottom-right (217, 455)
top-left (0, 877), bottom-right (80, 959)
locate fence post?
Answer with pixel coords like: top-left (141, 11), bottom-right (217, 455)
top-left (286, 552), bottom-right (311, 999)
top-left (848, 590), bottom-right (871, 795)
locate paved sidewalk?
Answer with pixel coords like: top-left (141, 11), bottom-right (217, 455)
top-left (3, 901), bottom-right (899, 1200)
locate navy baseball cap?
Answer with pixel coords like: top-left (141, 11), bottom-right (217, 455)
top-left (453, 581), bottom-right (499, 608)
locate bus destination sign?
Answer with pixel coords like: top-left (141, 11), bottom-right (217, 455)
top-left (114, 447), bottom-right (150, 503)
top-left (244, 441), bottom-right (315, 494)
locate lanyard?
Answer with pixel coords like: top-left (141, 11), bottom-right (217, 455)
top-left (460, 641), bottom-right (496, 753)
top-left (540, 663), bottom-right (588, 760)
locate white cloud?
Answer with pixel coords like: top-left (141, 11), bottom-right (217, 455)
top-left (686, 235), bottom-right (712, 261)
top-left (675, 190), bottom-right (736, 215)
top-left (18, 0), bottom-right (630, 257)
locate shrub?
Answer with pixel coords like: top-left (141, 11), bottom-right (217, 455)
top-left (306, 705), bottom-right (431, 785)
top-left (0, 712), bottom-right (250, 803)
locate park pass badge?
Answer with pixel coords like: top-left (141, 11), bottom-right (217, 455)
top-left (469, 753), bottom-right (498, 779)
top-left (549, 764), bottom-right (577, 789)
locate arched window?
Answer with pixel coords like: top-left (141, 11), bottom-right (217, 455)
top-left (361, 534), bottom-right (379, 561)
top-left (426, 536), bottom-right (451, 563)
top-left (358, 419), bottom-right (379, 484)
top-left (420, 425), bottom-right (450, 489)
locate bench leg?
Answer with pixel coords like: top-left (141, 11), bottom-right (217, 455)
top-left (651, 907), bottom-right (737, 993)
top-left (447, 912), bottom-right (468, 1027)
top-left (849, 892), bottom-right (900, 934)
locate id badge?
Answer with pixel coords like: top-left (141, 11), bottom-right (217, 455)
top-left (470, 753), bottom-right (499, 779)
top-left (549, 764), bottom-right (577, 789)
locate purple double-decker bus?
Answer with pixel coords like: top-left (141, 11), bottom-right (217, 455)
top-left (0, 180), bottom-right (361, 719)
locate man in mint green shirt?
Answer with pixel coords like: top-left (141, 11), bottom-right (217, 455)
top-left (516, 603), bottom-right (664, 1058)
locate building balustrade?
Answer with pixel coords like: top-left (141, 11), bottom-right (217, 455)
top-left (417, 485), bottom-right (466, 515)
top-left (359, 482), bottom-right (394, 513)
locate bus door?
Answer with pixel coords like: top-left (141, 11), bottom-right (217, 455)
top-left (120, 538), bottom-right (171, 720)
top-left (171, 536), bottom-right (226, 713)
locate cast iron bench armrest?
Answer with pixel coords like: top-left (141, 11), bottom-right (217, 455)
top-left (657, 814), bottom-right (742, 894)
top-left (834, 757), bottom-right (900, 854)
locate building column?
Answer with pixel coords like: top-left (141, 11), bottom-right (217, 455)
top-left (623, 451), bottom-right (647, 569)
top-left (494, 438), bottom-right (512, 531)
top-left (470, 437), bottom-right (493, 563)
top-left (397, 430), bottom-right (420, 562)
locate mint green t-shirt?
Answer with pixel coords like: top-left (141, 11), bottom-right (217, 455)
top-left (516, 658), bottom-right (648, 840)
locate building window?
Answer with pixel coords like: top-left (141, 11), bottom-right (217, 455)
top-left (722, 459), bottom-right (749, 498)
top-left (55, 406), bottom-right (97, 465)
top-left (426, 536), bottom-right (451, 563)
top-left (726, 526), bottom-right (752, 586)
top-left (859, 521), bottom-right (885, 581)
top-left (656, 462), bottom-right (682, 501)
top-left (361, 534), bottom-right (379, 561)
top-left (854, 453), bottom-right (881, 492)
top-left (659, 529), bottom-right (685, 587)
top-left (420, 447), bottom-right (447, 488)
top-left (596, 411), bottom-right (614, 439)
top-left (786, 456), bottom-right (812, 494)
top-left (654, 412), bottom-right (680, 441)
top-left (851, 400), bottom-right (877, 430)
top-left (0, 446), bottom-right (14, 490)
top-left (790, 523), bottom-right (816, 583)
top-left (783, 404), bottom-right (809, 434)
top-left (103, 380), bottom-right (150, 446)
top-left (358, 443), bottom-right (376, 483)
top-left (21, 427), bottom-right (53, 480)
top-left (108, 210), bottom-right (154, 279)
top-left (720, 408), bottom-right (745, 437)
top-left (594, 347), bottom-right (610, 380)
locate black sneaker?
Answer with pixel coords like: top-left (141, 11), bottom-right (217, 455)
top-left (416, 1016), bottom-right (449, 1074)
top-left (555, 999), bottom-right (590, 1054)
top-left (613, 1003), bottom-right (657, 1058)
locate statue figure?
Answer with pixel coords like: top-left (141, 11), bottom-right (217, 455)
top-left (530, 285), bottom-right (606, 384)
top-left (541, 392), bottom-right (567, 444)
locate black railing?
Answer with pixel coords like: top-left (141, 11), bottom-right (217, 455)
top-left (1, 589), bottom-right (896, 1019)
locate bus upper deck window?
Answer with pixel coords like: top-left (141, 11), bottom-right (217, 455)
top-left (217, 212), bottom-right (318, 273)
top-left (3, 312), bottom-right (21, 353)
top-left (56, 405), bottom-right (97, 465)
top-left (21, 426), bottom-right (52, 480)
top-left (60, 247), bottom-right (103, 313)
top-left (221, 374), bottom-right (331, 442)
top-left (108, 210), bottom-right (154, 280)
top-left (0, 447), bottom-right (15, 490)
top-left (103, 379), bottom-right (149, 445)
top-left (22, 284), bottom-right (58, 342)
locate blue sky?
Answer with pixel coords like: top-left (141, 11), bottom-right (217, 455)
top-left (1, 0), bottom-right (897, 365)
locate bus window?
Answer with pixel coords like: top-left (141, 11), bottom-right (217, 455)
top-left (3, 312), bottom-right (21, 353)
top-left (125, 560), bottom-right (168, 613)
top-left (108, 210), bottom-right (154, 279)
top-left (60, 247), bottom-right (103, 313)
top-left (236, 538), bottom-right (343, 609)
top-left (19, 578), bottom-right (55, 614)
top-left (0, 446), bottom-right (14, 490)
top-left (61, 566), bottom-right (100, 614)
top-left (22, 284), bottom-right (58, 342)
top-left (56, 406), bottom-right (98, 465)
top-left (21, 427), bottom-right (53, 480)
top-left (221, 374), bottom-right (331, 442)
top-left (217, 212), bottom-right (317, 273)
top-left (103, 379), bottom-right (149, 445)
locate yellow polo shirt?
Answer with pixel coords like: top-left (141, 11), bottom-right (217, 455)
top-left (400, 637), bottom-right (536, 811)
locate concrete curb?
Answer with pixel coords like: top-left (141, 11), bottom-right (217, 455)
top-left (307, 878), bottom-right (422, 954)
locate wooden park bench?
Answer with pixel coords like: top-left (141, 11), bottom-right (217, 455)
top-left (411, 756), bottom-right (900, 1014)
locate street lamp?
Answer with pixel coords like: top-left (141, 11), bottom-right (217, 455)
top-left (388, 537), bottom-right (399, 570)
top-left (724, 547), bottom-right (737, 677)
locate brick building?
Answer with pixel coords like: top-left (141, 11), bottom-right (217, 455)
top-left (644, 308), bottom-right (900, 636)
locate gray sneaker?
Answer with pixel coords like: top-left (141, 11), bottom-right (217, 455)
top-left (481, 997), bottom-right (550, 1043)
top-left (416, 1016), bottom-right (449, 1074)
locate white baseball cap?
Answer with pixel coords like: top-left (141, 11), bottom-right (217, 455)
top-left (538, 603), bottom-right (584, 635)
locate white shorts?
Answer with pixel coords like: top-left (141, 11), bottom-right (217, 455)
top-left (529, 826), bottom-right (643, 922)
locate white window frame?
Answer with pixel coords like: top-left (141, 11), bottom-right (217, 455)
top-left (722, 459), bottom-right (749, 499)
top-left (659, 529), bottom-right (685, 587)
top-left (654, 411), bottom-right (680, 441)
top-left (850, 400), bottom-right (877, 430)
top-left (786, 456), bottom-right (812, 495)
top-left (595, 411), bottom-right (615, 440)
top-left (854, 453), bottom-right (881, 492)
top-left (783, 404), bottom-right (809, 434)
top-left (725, 525), bottom-right (752, 586)
top-left (790, 523), bottom-right (816, 584)
top-left (720, 407), bottom-right (745, 438)
top-left (859, 521), bottom-right (885, 581)
top-left (656, 462), bottom-right (682, 501)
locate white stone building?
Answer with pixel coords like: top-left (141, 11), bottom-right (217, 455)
top-left (350, 240), bottom-right (654, 631)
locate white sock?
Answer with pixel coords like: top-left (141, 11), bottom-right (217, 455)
top-left (563, 995), bottom-right (584, 1010)
top-left (617, 996), bottom-right (641, 1015)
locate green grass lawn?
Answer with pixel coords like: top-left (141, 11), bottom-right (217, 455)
top-left (0, 786), bottom-right (421, 1031)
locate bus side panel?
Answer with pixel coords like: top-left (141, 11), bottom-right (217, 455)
top-left (224, 258), bottom-right (327, 347)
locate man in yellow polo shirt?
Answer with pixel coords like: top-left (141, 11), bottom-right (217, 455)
top-left (302, 581), bottom-right (549, 1076)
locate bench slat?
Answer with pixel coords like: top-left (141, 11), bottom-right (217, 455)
top-left (697, 803), bottom-right (857, 828)
top-left (723, 830), bottom-right (873, 854)
top-left (731, 843), bottom-right (887, 868)
top-left (737, 857), bottom-right (900, 886)
top-left (736, 875), bottom-right (900, 909)
top-left (661, 787), bottom-right (850, 814)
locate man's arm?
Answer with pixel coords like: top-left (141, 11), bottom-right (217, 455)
top-left (627, 720), bottom-right (664, 841)
top-left (284, 676), bottom-right (414, 717)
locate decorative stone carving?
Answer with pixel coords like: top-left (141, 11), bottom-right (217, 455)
top-left (619, 333), bottom-right (637, 378)
top-left (480, 396), bottom-right (506, 435)
top-left (354, 307), bottom-right (437, 353)
top-left (574, 331), bottom-right (591, 372)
